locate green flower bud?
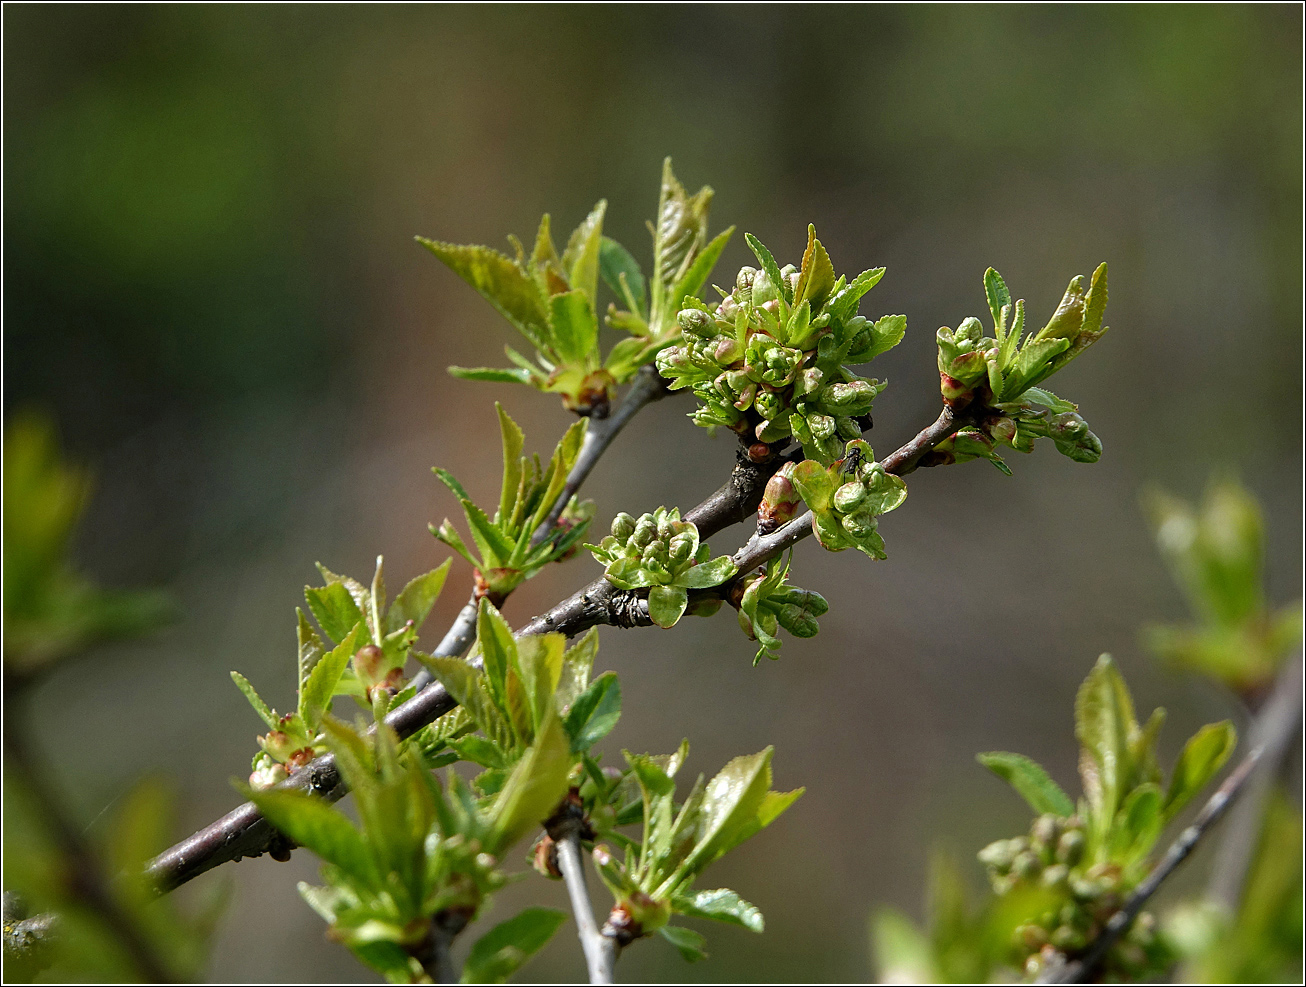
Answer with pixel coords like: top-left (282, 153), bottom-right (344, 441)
top-left (611, 512), bottom-right (636, 541)
top-left (249, 754), bottom-right (289, 791)
top-left (795, 366), bottom-right (825, 397)
top-left (835, 416), bottom-right (861, 440)
top-left (1052, 925), bottom-right (1087, 952)
top-left (1056, 829), bottom-right (1085, 866)
top-left (808, 414), bottom-right (836, 440)
top-left (715, 296), bottom-right (739, 323)
top-left (632, 517), bottom-right (657, 547)
top-left (1041, 864), bottom-right (1070, 890)
top-left (736, 266), bottom-right (757, 296)
top-left (678, 308), bottom-right (715, 339)
top-left (656, 515), bottom-right (675, 541)
top-left (957, 316), bottom-right (984, 342)
top-left (754, 387), bottom-right (785, 421)
top-left (816, 380), bottom-right (876, 417)
top-left (1031, 814), bottom-right (1060, 853)
top-left (978, 838), bottom-right (1019, 873)
top-left (840, 510), bottom-right (877, 539)
top-left (776, 601), bottom-right (822, 637)
top-left (833, 480), bottom-right (868, 513)
top-left (668, 532), bottom-right (694, 563)
top-left (1013, 850), bottom-right (1042, 880)
top-left (714, 337), bottom-right (742, 365)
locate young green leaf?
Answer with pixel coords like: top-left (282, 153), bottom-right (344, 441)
top-left (417, 239), bottom-right (550, 352)
top-left (548, 291), bottom-right (600, 366)
top-left (230, 671), bottom-right (277, 729)
top-left (1163, 721), bottom-right (1236, 823)
top-left (385, 560), bottom-right (452, 635)
top-left (671, 888), bottom-right (764, 933)
top-left (658, 924), bottom-right (708, 962)
top-left (562, 200), bottom-right (606, 307)
top-left (304, 580), bottom-right (365, 648)
top-left (299, 624), bottom-right (361, 731)
top-left (246, 788), bottom-right (375, 888)
top-left (488, 711), bottom-right (572, 854)
top-left (977, 751), bottom-right (1075, 817)
top-left (460, 907), bottom-right (567, 984)
top-left (599, 236), bottom-right (647, 318)
top-left (563, 672), bottom-right (621, 753)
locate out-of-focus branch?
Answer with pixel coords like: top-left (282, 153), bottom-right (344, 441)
top-left (3, 704), bottom-right (174, 982)
top-left (408, 908), bottom-right (472, 985)
top-left (148, 402), bottom-right (971, 892)
top-left (1207, 653), bottom-right (1304, 909)
top-left (1042, 653), bottom-right (1305, 985)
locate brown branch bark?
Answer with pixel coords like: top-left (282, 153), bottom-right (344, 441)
top-left (146, 403), bottom-right (970, 893)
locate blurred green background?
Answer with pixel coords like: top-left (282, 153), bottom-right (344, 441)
top-left (4, 5), bottom-right (1301, 982)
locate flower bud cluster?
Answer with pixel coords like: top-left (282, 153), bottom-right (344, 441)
top-left (253, 711), bottom-right (319, 783)
top-left (789, 439), bottom-right (908, 558)
top-left (923, 389), bottom-right (1102, 472)
top-left (936, 264), bottom-right (1109, 422)
top-left (735, 554), bottom-right (829, 664)
top-left (588, 508), bottom-right (738, 628)
top-left (979, 814), bottom-right (1171, 981)
top-left (656, 229), bottom-right (901, 466)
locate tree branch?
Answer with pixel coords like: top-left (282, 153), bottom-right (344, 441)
top-left (1041, 652), bottom-right (1306, 984)
top-left (1206, 653), bottom-right (1304, 910)
top-left (556, 834), bottom-right (615, 984)
top-left (146, 402), bottom-right (970, 893)
top-left (531, 365), bottom-right (668, 547)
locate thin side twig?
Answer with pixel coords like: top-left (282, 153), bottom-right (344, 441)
top-left (1042, 652), bottom-right (1306, 984)
top-left (556, 833), bottom-right (615, 984)
top-left (531, 365), bottom-right (667, 547)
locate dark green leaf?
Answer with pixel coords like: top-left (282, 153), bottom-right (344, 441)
top-left (600, 236), bottom-right (647, 317)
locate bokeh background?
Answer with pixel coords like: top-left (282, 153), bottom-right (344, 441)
top-left (4, 5), bottom-right (1302, 982)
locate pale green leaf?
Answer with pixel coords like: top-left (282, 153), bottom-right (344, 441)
top-left (977, 751), bottom-right (1075, 817)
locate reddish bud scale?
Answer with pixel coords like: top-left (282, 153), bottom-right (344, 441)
top-left (938, 371), bottom-right (974, 409)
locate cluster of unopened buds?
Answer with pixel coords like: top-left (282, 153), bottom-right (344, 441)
top-left (733, 554), bottom-right (828, 663)
top-left (787, 438), bottom-right (908, 558)
top-left (979, 813), bottom-right (1170, 980)
top-left (588, 508), bottom-right (736, 628)
top-left (656, 227), bottom-right (900, 466)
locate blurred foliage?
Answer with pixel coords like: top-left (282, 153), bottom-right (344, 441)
top-left (874, 655), bottom-right (1235, 982)
top-left (2, 774), bottom-right (225, 982)
top-left (1166, 794), bottom-right (1303, 984)
top-left (1144, 478), bottom-right (1303, 692)
top-left (2, 414), bottom-right (172, 676)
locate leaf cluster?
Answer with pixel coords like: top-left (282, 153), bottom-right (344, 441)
top-left (1143, 478), bottom-right (1302, 691)
top-left (3, 414), bottom-right (172, 676)
top-left (233, 556), bottom-right (451, 786)
top-left (931, 267), bottom-right (1108, 473)
top-left (973, 654), bottom-right (1236, 979)
top-left (248, 720), bottom-right (563, 984)
top-left (656, 226), bottom-right (902, 464)
top-left (432, 405), bottom-right (592, 602)
top-left (420, 160), bottom-right (729, 414)
top-left (735, 553), bottom-right (828, 664)
top-left (580, 741), bottom-right (802, 961)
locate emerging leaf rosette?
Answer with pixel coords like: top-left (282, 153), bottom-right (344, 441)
top-left (433, 405), bottom-right (593, 603)
top-left (789, 439), bottom-right (907, 558)
top-left (584, 742), bottom-right (802, 959)
top-left (588, 508), bottom-right (737, 628)
top-left (420, 160), bottom-right (729, 413)
top-left (735, 554), bottom-right (828, 665)
top-left (975, 655), bottom-right (1236, 981)
top-left (656, 226), bottom-right (903, 464)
